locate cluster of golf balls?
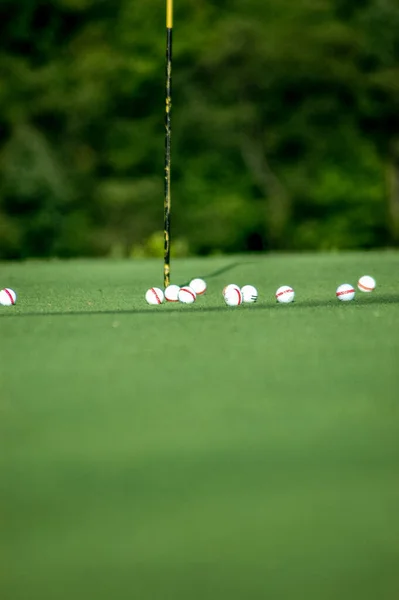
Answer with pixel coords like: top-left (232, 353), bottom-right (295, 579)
top-left (221, 275), bottom-right (376, 306)
top-left (145, 274), bottom-right (376, 307)
top-left (145, 278), bottom-right (207, 305)
top-left (336, 275), bottom-right (376, 301)
top-left (0, 287), bottom-right (17, 306)
top-left (223, 284), bottom-right (258, 306)
top-left (221, 284), bottom-right (294, 305)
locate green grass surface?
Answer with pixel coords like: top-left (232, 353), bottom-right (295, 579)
top-left (1, 251), bottom-right (399, 600)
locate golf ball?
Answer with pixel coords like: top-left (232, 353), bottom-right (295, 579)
top-left (145, 287), bottom-right (164, 305)
top-left (224, 286), bottom-right (242, 306)
top-left (189, 278), bottom-right (207, 295)
top-left (0, 288), bottom-right (17, 306)
top-left (241, 285), bottom-right (258, 303)
top-left (336, 283), bottom-right (355, 301)
top-left (275, 285), bottom-right (295, 303)
top-left (178, 286), bottom-right (196, 304)
top-left (358, 275), bottom-right (376, 292)
top-left (223, 284), bottom-right (241, 296)
top-left (164, 284), bottom-right (180, 302)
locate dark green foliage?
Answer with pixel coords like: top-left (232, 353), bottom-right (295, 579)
top-left (1, 0), bottom-right (398, 258)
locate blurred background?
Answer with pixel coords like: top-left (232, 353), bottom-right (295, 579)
top-left (0, 0), bottom-right (398, 260)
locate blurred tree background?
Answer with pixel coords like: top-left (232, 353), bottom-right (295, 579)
top-left (0, 0), bottom-right (398, 259)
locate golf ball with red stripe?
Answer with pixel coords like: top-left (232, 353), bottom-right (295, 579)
top-left (223, 284), bottom-right (242, 306)
top-left (164, 284), bottom-right (180, 302)
top-left (357, 275), bottom-right (376, 292)
top-left (145, 287), bottom-right (164, 305)
top-left (178, 286), bottom-right (196, 304)
top-left (0, 288), bottom-right (17, 306)
top-left (189, 278), bottom-right (207, 295)
top-left (336, 284), bottom-right (355, 301)
top-left (275, 285), bottom-right (295, 303)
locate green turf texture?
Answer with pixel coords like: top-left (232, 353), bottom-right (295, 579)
top-left (1, 251), bottom-right (399, 600)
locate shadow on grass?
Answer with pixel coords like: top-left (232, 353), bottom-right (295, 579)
top-left (178, 260), bottom-right (248, 286)
top-left (1, 293), bottom-right (399, 319)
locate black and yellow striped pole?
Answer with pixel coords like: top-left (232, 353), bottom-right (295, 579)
top-left (164, 0), bottom-right (173, 288)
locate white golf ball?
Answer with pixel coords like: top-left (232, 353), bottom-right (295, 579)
top-left (275, 285), bottom-right (295, 303)
top-left (164, 284), bottom-right (180, 302)
top-left (145, 287), bottom-right (164, 305)
top-left (189, 278), bottom-right (207, 295)
top-left (224, 286), bottom-right (242, 306)
top-left (178, 286), bottom-right (196, 304)
top-left (336, 283), bottom-right (355, 301)
top-left (0, 288), bottom-right (17, 306)
top-left (241, 285), bottom-right (258, 303)
top-left (358, 275), bottom-right (376, 292)
top-left (223, 283), bottom-right (241, 296)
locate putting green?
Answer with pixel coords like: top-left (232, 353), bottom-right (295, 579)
top-left (1, 252), bottom-right (399, 600)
